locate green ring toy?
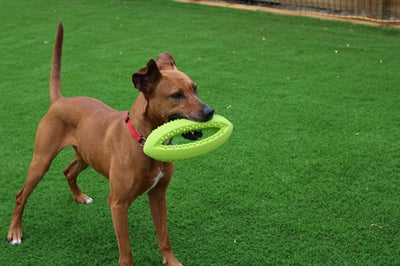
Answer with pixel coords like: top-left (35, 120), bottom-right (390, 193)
top-left (144, 114), bottom-right (233, 162)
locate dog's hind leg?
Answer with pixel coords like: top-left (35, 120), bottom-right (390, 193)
top-left (7, 154), bottom-right (54, 244)
top-left (7, 124), bottom-right (64, 245)
top-left (63, 147), bottom-right (91, 204)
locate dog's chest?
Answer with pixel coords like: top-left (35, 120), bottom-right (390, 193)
top-left (143, 171), bottom-right (164, 194)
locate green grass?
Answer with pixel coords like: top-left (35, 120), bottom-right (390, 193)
top-left (1, 0), bottom-right (400, 265)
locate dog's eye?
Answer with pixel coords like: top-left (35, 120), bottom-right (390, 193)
top-left (194, 86), bottom-right (198, 95)
top-left (170, 92), bottom-right (185, 100)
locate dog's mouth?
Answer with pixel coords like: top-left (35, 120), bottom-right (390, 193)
top-left (167, 106), bottom-right (214, 141)
top-left (181, 130), bottom-right (203, 140)
top-left (167, 113), bottom-right (187, 122)
top-left (167, 106), bottom-right (214, 123)
top-left (167, 114), bottom-right (204, 141)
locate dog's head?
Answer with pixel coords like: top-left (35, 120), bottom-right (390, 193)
top-left (132, 53), bottom-right (214, 139)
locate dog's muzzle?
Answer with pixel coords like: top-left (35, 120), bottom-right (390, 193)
top-left (169, 105), bottom-right (214, 140)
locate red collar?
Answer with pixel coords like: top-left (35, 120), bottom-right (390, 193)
top-left (124, 112), bottom-right (146, 146)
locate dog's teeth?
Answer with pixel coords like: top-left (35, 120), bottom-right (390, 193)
top-left (84, 198), bottom-right (93, 204)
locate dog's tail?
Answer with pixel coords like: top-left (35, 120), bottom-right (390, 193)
top-left (50, 22), bottom-right (64, 104)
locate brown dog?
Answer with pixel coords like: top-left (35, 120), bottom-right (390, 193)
top-left (7, 23), bottom-right (214, 266)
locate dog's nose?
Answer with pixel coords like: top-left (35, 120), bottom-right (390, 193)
top-left (202, 106), bottom-right (214, 121)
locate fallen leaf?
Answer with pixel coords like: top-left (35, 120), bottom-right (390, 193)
top-left (370, 223), bottom-right (383, 229)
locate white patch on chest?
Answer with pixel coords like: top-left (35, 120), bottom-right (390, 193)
top-left (143, 171), bottom-right (164, 194)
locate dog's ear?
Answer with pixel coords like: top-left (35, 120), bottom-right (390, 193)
top-left (132, 59), bottom-right (161, 94)
top-left (157, 52), bottom-right (177, 70)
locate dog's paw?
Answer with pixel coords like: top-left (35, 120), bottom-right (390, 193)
top-left (8, 237), bottom-right (22, 245)
top-left (74, 193), bottom-right (93, 204)
top-left (84, 197), bottom-right (93, 204)
top-left (162, 257), bottom-right (183, 266)
top-left (162, 263), bottom-right (183, 266)
top-left (7, 231), bottom-right (22, 245)
top-left (7, 226), bottom-right (23, 245)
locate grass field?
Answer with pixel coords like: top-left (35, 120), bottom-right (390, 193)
top-left (1, 0), bottom-right (399, 265)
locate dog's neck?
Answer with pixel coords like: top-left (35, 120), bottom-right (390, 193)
top-left (129, 93), bottom-right (162, 139)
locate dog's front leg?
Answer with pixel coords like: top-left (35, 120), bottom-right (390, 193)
top-left (108, 198), bottom-right (134, 266)
top-left (148, 189), bottom-right (182, 266)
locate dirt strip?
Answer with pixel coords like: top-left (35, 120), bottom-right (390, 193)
top-left (175, 0), bottom-right (400, 28)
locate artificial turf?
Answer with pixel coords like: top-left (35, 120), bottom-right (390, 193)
top-left (1, 0), bottom-right (399, 265)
